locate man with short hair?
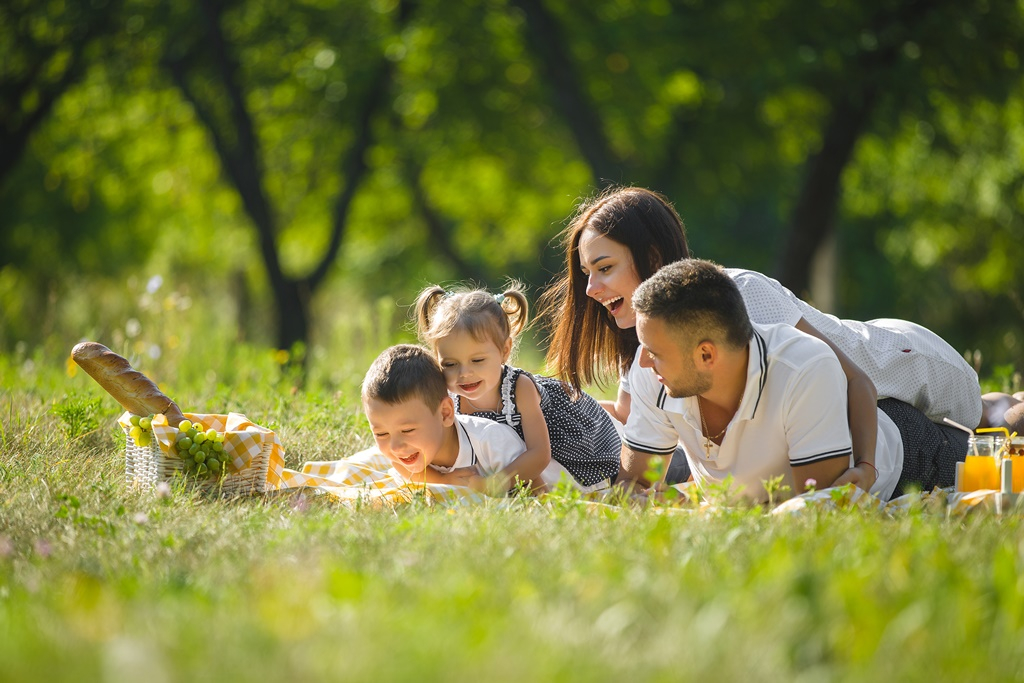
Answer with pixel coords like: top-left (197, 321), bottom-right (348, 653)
top-left (618, 259), bottom-right (966, 502)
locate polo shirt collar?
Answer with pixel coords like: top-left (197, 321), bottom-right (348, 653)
top-left (661, 327), bottom-right (769, 425)
top-left (743, 328), bottom-right (769, 421)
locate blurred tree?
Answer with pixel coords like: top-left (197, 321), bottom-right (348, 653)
top-left (512, 0), bottom-right (1023, 299)
top-left (0, 0), bottom-right (1021, 374)
top-left (0, 0), bottom-right (123, 193)
top-left (156, 0), bottom-right (414, 356)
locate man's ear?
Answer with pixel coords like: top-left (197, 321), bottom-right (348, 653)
top-left (439, 396), bottom-right (456, 426)
top-left (694, 340), bottom-right (717, 370)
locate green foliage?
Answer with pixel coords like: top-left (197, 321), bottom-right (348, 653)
top-left (763, 473), bottom-right (792, 508)
top-left (50, 393), bottom-right (102, 440)
top-left (1, 0), bottom-right (1023, 378)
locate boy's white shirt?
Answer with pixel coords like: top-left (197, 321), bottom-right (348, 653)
top-left (390, 413), bottom-right (605, 491)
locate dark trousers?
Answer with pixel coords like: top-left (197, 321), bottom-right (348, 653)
top-left (878, 398), bottom-right (970, 497)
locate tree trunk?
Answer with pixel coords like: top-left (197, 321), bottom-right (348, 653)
top-left (511, 0), bottom-right (620, 186)
top-left (167, 0), bottom-right (414, 365)
top-left (773, 87), bottom-right (877, 298)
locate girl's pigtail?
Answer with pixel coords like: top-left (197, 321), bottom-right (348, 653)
top-left (414, 285), bottom-right (447, 342)
top-left (500, 283), bottom-right (530, 339)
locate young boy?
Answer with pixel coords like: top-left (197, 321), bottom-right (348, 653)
top-left (362, 344), bottom-right (568, 494)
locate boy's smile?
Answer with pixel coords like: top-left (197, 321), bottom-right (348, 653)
top-left (363, 395), bottom-right (458, 473)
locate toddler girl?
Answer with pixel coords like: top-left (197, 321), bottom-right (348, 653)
top-left (415, 284), bottom-right (621, 493)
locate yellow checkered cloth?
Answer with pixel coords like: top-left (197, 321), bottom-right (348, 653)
top-left (277, 448), bottom-right (490, 508)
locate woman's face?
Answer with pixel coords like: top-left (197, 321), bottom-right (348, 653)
top-left (578, 228), bottom-right (643, 329)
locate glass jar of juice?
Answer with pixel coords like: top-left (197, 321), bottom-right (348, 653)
top-left (962, 435), bottom-right (1003, 491)
top-left (1006, 437), bottom-right (1024, 493)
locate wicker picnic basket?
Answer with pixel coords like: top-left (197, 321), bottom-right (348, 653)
top-left (121, 412), bottom-right (274, 496)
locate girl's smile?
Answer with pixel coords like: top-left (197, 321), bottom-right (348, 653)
top-left (435, 330), bottom-right (511, 413)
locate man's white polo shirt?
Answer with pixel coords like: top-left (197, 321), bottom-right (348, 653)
top-left (624, 322), bottom-right (904, 501)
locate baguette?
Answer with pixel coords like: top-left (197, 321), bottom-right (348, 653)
top-left (71, 342), bottom-right (185, 426)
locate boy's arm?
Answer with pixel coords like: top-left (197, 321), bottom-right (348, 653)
top-left (392, 460), bottom-right (471, 487)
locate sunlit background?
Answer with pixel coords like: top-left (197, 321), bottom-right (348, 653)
top-left (2, 0), bottom-right (1022, 394)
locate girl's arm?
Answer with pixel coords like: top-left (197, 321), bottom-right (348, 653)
top-left (794, 317), bottom-right (878, 491)
top-left (490, 374), bottom-right (552, 492)
top-left (598, 387), bottom-right (632, 425)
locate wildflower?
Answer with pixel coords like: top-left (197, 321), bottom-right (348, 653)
top-left (33, 539), bottom-right (52, 558)
top-left (289, 493), bottom-right (311, 513)
top-left (133, 512), bottom-right (149, 525)
top-left (155, 482), bottom-right (172, 499)
top-left (804, 478), bottom-right (817, 492)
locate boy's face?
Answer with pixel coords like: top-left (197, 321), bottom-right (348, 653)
top-left (363, 395), bottom-right (456, 473)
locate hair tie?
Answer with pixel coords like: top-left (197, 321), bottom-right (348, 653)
top-left (494, 293), bottom-right (505, 305)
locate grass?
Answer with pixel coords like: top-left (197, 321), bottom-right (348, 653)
top-left (2, 343), bottom-right (1024, 682)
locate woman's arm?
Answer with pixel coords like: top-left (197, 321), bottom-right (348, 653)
top-left (599, 387), bottom-right (632, 425)
top-left (489, 375), bottom-right (552, 493)
top-left (794, 317), bottom-right (878, 491)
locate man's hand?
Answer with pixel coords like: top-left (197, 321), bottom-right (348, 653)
top-left (831, 462), bottom-right (877, 491)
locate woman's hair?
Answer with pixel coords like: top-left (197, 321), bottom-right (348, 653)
top-left (415, 281), bottom-right (530, 354)
top-left (539, 186), bottom-right (690, 391)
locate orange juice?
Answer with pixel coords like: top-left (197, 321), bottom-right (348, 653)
top-left (1007, 456), bottom-right (1024, 493)
top-left (963, 455), bottom-right (1000, 491)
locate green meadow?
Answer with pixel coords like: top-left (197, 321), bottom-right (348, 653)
top-left (5, 2), bottom-right (1024, 680)
top-left (2, 342), bottom-right (1023, 683)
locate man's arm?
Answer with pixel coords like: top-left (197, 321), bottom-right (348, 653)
top-left (783, 348), bottom-right (857, 493)
top-left (794, 317), bottom-right (878, 491)
top-left (792, 456), bottom-right (850, 494)
top-left (616, 442), bottom-right (673, 490)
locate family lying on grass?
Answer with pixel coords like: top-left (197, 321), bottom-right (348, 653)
top-left (82, 185), bottom-right (1022, 504)
top-left (347, 186), bottom-right (1023, 504)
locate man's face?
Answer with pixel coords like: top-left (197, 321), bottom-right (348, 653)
top-left (636, 314), bottom-right (712, 398)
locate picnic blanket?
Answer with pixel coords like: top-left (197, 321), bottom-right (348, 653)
top-left (276, 448), bottom-right (491, 508)
top-left (134, 412), bottom-right (1017, 514)
top-left (274, 449), bottom-right (1016, 515)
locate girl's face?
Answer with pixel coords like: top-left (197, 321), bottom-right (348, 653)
top-left (435, 330), bottom-right (511, 411)
top-left (578, 228), bottom-right (643, 329)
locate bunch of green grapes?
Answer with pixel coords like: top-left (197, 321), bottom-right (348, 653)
top-left (169, 419), bottom-right (230, 479)
top-left (128, 414), bottom-right (155, 447)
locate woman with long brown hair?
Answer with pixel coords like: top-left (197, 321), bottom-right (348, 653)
top-left (541, 186), bottom-right (1000, 492)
